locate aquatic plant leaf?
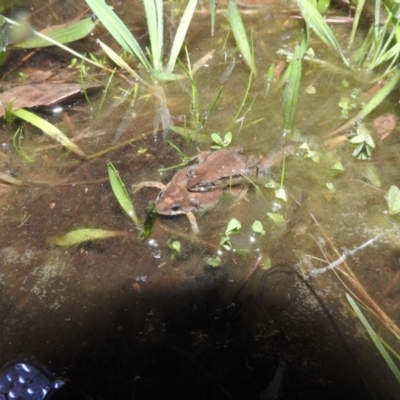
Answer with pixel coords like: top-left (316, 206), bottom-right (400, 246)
top-left (13, 108), bottom-right (87, 159)
top-left (139, 201), bottom-right (157, 240)
top-left (331, 161), bottom-right (345, 171)
top-left (150, 70), bottom-right (186, 81)
top-left (13, 17), bottom-right (96, 48)
top-left (208, 0), bottom-right (217, 36)
top-left (227, 0), bottom-right (255, 74)
top-left (205, 255), bottom-right (222, 268)
top-left (169, 125), bottom-right (210, 143)
top-left (210, 132), bottom-right (232, 149)
top-left (143, 0), bottom-right (163, 70)
top-left (283, 44), bottom-right (302, 135)
top-left (166, 0), bottom-right (198, 73)
top-left (107, 162), bottom-right (141, 228)
top-left (275, 188), bottom-right (287, 202)
top-left (225, 218), bottom-right (242, 235)
top-left (0, 14), bottom-right (9, 51)
top-left (169, 240), bottom-right (181, 253)
top-left (220, 236), bottom-right (233, 251)
top-left (386, 185), bottom-right (400, 215)
top-left (49, 228), bottom-right (128, 246)
top-left (346, 293), bottom-right (400, 384)
top-left (85, 0), bottom-right (151, 71)
top-left (298, 0), bottom-right (349, 66)
top-left (98, 40), bottom-right (149, 86)
top-left (349, 0), bottom-right (365, 46)
top-left (251, 220), bottom-right (265, 235)
top-left (267, 212), bottom-right (285, 226)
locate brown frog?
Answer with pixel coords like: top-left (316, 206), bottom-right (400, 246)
top-left (133, 166), bottom-right (225, 233)
top-left (186, 148), bottom-right (259, 191)
top-left (133, 146), bottom-right (292, 233)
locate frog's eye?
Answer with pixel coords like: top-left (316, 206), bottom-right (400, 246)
top-left (156, 191), bottom-right (164, 200)
top-left (171, 205), bottom-right (181, 213)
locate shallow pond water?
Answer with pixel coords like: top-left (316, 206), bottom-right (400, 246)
top-left (1, 0), bottom-right (400, 399)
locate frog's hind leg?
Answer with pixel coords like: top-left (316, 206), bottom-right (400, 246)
top-left (132, 181), bottom-right (165, 193)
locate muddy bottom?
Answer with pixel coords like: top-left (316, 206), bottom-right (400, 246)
top-left (0, 251), bottom-right (389, 400)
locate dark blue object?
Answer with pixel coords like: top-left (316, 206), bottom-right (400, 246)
top-left (0, 360), bottom-right (64, 400)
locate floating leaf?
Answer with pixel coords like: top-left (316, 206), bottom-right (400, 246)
top-left (49, 228), bottom-right (129, 246)
top-left (225, 218), bottom-right (242, 235)
top-left (275, 188), bottom-right (287, 202)
top-left (169, 240), bottom-right (181, 253)
top-left (252, 220), bottom-right (265, 235)
top-left (331, 161), bottom-right (345, 171)
top-left (211, 132), bottom-right (232, 149)
top-left (13, 108), bottom-right (87, 159)
top-left (205, 255), bottom-right (222, 268)
top-left (267, 212), bottom-right (285, 225)
top-left (220, 236), bottom-right (233, 251)
top-left (386, 185), bottom-right (400, 215)
top-left (107, 162), bottom-right (141, 228)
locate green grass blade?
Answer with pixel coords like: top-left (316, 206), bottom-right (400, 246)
top-left (358, 67), bottom-right (400, 118)
top-left (49, 228), bottom-right (130, 246)
top-left (227, 0), bottom-right (255, 74)
top-left (346, 293), bottom-right (400, 384)
top-left (107, 162), bottom-right (141, 228)
top-left (85, 0), bottom-right (151, 71)
top-left (13, 108), bottom-right (87, 159)
top-left (98, 39), bottom-right (151, 87)
top-left (298, 0), bottom-right (349, 66)
top-left (143, 0), bottom-right (163, 70)
top-left (283, 45), bottom-right (302, 135)
top-left (13, 17), bottom-right (96, 48)
top-left (209, 0), bottom-right (217, 37)
top-left (349, 0), bottom-right (365, 46)
top-left (166, 0), bottom-right (198, 73)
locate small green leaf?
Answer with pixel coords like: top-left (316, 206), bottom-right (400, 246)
top-left (220, 236), bottom-right (233, 251)
top-left (265, 179), bottom-right (279, 189)
top-left (326, 182), bottom-right (335, 191)
top-left (204, 255), bottom-right (222, 268)
top-left (252, 220), bottom-right (265, 235)
top-left (107, 162), bottom-right (141, 228)
top-left (275, 187), bottom-right (287, 202)
top-left (331, 161), bottom-right (345, 171)
top-left (140, 201), bottom-right (157, 240)
top-left (170, 240), bottom-right (181, 253)
top-left (225, 218), bottom-right (242, 235)
top-left (210, 131), bottom-right (232, 149)
top-left (386, 185), bottom-right (400, 215)
top-left (267, 212), bottom-right (285, 226)
top-left (49, 228), bottom-right (128, 246)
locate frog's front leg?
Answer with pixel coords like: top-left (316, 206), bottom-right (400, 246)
top-left (132, 181), bottom-right (165, 193)
top-left (186, 211), bottom-right (199, 234)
